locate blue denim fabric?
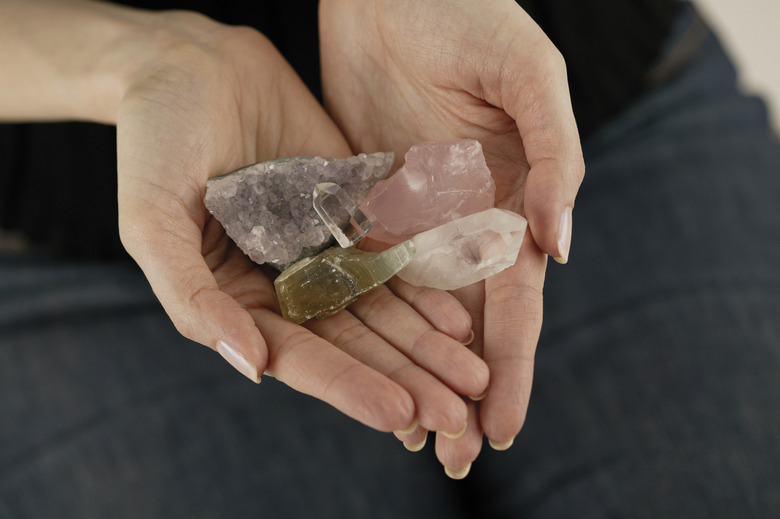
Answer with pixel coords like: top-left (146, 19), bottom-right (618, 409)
top-left (469, 16), bottom-right (780, 519)
top-left (1, 9), bottom-right (779, 519)
top-left (0, 258), bottom-right (466, 518)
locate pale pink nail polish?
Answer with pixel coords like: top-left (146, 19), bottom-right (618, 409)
top-left (396, 418), bottom-right (419, 436)
top-left (444, 463), bottom-right (472, 480)
top-left (403, 436), bottom-right (427, 452)
top-left (442, 421), bottom-right (468, 439)
top-left (469, 389), bottom-right (488, 402)
top-left (488, 437), bottom-right (515, 451)
top-left (217, 340), bottom-right (261, 383)
top-left (554, 207), bottom-right (572, 264)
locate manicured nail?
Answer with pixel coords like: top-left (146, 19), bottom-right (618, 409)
top-left (403, 435), bottom-right (427, 452)
top-left (217, 340), bottom-right (260, 383)
top-left (461, 330), bottom-right (475, 346)
top-left (488, 437), bottom-right (515, 451)
top-left (441, 421), bottom-right (468, 439)
top-left (444, 463), bottom-right (472, 480)
top-left (469, 390), bottom-right (488, 402)
top-left (397, 418), bottom-right (419, 436)
top-left (554, 207), bottom-right (572, 264)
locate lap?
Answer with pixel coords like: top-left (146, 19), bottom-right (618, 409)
top-left (473, 23), bottom-right (780, 519)
top-left (0, 258), bottom-right (462, 518)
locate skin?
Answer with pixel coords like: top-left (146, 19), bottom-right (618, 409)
top-left (319, 0), bottom-right (586, 474)
top-left (0, 0), bottom-right (488, 436)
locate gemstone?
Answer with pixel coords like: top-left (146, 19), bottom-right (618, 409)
top-left (312, 182), bottom-right (374, 248)
top-left (397, 208), bottom-right (527, 290)
top-left (360, 139), bottom-right (496, 245)
top-left (204, 152), bottom-right (393, 269)
top-left (274, 241), bottom-right (416, 324)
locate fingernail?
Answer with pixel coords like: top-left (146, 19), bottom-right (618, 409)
top-left (217, 340), bottom-right (260, 383)
top-left (488, 437), bottom-right (515, 451)
top-left (397, 418), bottom-right (419, 436)
top-left (403, 435), bottom-right (427, 452)
top-left (441, 421), bottom-right (468, 439)
top-left (444, 462), bottom-right (472, 480)
top-left (554, 207), bottom-right (572, 264)
top-left (461, 330), bottom-right (475, 346)
top-left (469, 389), bottom-right (487, 402)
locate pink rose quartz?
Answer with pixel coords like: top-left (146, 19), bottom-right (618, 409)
top-left (360, 139), bottom-right (496, 245)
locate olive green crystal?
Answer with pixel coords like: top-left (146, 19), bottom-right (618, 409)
top-left (275, 241), bottom-right (416, 323)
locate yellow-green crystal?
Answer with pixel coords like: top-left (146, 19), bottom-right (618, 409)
top-left (275, 241), bottom-right (415, 323)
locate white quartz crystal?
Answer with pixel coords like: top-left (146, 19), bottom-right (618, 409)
top-left (397, 208), bottom-right (527, 290)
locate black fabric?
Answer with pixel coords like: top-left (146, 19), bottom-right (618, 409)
top-left (520, 0), bottom-right (679, 137)
top-left (0, 0), bottom-right (677, 259)
top-left (0, 123), bottom-right (122, 260)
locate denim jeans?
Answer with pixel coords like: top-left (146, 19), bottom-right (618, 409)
top-left (1, 8), bottom-right (779, 519)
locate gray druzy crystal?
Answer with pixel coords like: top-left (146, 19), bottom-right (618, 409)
top-left (204, 152), bottom-right (394, 269)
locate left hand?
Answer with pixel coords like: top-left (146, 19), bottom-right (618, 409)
top-left (320, 0), bottom-right (585, 475)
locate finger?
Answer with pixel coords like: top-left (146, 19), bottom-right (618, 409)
top-left (307, 310), bottom-right (468, 434)
top-left (450, 282), bottom-right (489, 402)
top-left (118, 190), bottom-right (268, 383)
top-left (435, 401), bottom-right (483, 480)
top-left (485, 8), bottom-right (585, 262)
top-left (450, 282), bottom-right (486, 359)
top-left (349, 284), bottom-right (490, 402)
top-left (385, 277), bottom-right (473, 343)
top-left (250, 307), bottom-right (415, 432)
top-left (479, 233), bottom-right (547, 446)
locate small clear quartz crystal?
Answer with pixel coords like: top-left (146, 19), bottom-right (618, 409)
top-left (312, 182), bottom-right (374, 248)
top-left (397, 208), bottom-right (527, 290)
top-left (275, 241), bottom-right (415, 323)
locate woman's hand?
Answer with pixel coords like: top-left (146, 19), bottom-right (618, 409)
top-left (320, 0), bottom-right (585, 474)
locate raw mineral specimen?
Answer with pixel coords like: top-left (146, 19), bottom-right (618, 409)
top-left (397, 208), bottom-right (527, 290)
top-left (204, 152), bottom-right (393, 269)
top-left (275, 241), bottom-right (415, 324)
top-left (361, 140), bottom-right (496, 244)
top-left (312, 182), bottom-right (374, 248)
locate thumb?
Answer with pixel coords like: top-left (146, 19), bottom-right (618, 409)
top-left (118, 180), bottom-right (268, 384)
top-left (494, 9), bottom-right (585, 263)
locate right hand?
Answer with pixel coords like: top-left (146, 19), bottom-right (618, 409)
top-left (319, 0), bottom-right (585, 474)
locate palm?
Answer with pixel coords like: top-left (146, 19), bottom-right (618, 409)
top-left (321, 0), bottom-right (562, 472)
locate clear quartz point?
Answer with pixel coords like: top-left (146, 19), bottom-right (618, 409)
top-left (275, 241), bottom-right (415, 324)
top-left (397, 208), bottom-right (527, 290)
top-left (313, 182), bottom-right (374, 247)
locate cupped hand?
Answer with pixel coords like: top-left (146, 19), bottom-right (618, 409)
top-left (320, 0), bottom-right (585, 474)
top-left (114, 9), bottom-right (487, 434)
